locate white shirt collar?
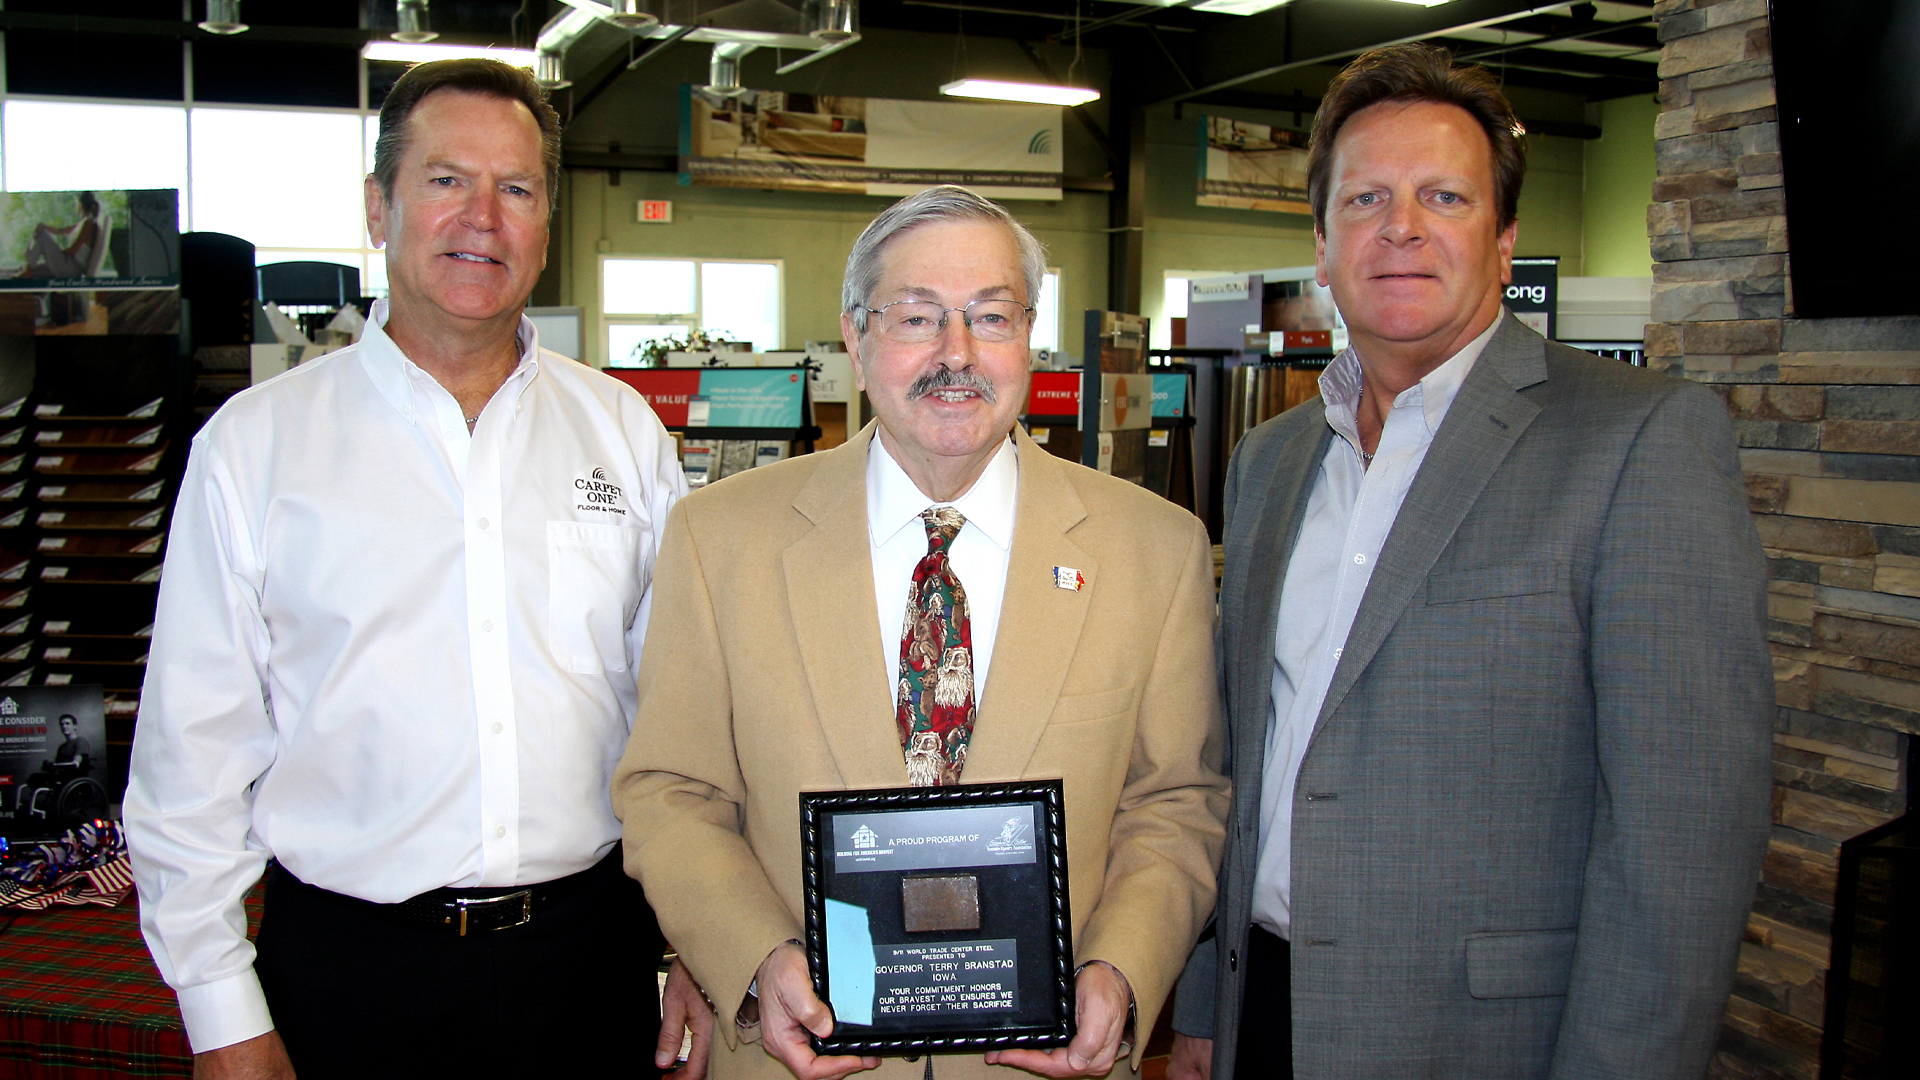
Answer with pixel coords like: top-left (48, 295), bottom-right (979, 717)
top-left (1319, 315), bottom-right (1501, 450)
top-left (357, 298), bottom-right (543, 422)
top-left (867, 434), bottom-right (1019, 553)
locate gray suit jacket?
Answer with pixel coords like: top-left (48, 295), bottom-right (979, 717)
top-left (1173, 314), bottom-right (1774, 1080)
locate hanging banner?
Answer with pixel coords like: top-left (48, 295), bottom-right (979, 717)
top-left (682, 87), bottom-right (1064, 201)
top-left (1197, 116), bottom-right (1311, 216)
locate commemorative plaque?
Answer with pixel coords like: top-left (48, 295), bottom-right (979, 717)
top-left (800, 780), bottom-right (1072, 1056)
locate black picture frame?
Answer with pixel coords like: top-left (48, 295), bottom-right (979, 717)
top-left (799, 780), bottom-right (1073, 1056)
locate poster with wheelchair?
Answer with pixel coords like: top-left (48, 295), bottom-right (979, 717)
top-left (0, 685), bottom-right (108, 839)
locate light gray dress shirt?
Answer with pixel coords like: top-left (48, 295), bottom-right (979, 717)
top-left (1250, 318), bottom-right (1500, 939)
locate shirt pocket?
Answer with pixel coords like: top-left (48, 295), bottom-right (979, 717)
top-left (547, 520), bottom-right (646, 675)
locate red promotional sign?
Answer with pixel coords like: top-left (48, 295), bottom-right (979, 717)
top-left (609, 369), bottom-right (702, 426)
top-left (1027, 372), bottom-right (1080, 418)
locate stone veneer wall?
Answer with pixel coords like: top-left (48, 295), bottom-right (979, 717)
top-left (1649, 0), bottom-right (1915, 1077)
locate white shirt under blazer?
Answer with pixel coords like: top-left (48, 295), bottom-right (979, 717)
top-left (124, 301), bottom-right (686, 1053)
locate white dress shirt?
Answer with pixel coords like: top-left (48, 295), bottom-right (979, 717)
top-left (868, 437), bottom-right (1018, 712)
top-left (124, 301), bottom-right (686, 1052)
top-left (1250, 318), bottom-right (1500, 939)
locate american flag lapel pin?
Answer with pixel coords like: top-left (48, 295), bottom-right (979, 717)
top-left (1053, 566), bottom-right (1085, 591)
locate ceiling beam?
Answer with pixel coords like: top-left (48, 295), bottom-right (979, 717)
top-left (1441, 42), bottom-right (1658, 82)
top-left (1146, 0), bottom-right (1576, 108)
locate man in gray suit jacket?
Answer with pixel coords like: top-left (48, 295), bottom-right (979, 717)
top-left (1168, 44), bottom-right (1774, 1080)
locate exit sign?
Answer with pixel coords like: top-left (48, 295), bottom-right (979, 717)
top-left (637, 199), bottom-right (673, 223)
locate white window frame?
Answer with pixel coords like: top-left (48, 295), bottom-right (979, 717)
top-left (599, 254), bottom-right (785, 368)
top-left (0, 93), bottom-right (388, 297)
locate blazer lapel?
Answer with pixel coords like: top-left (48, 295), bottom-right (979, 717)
top-left (783, 423), bottom-right (900, 789)
top-left (1311, 314), bottom-right (1548, 735)
top-left (963, 427), bottom-right (1094, 781)
top-left (1229, 411), bottom-right (1334, 748)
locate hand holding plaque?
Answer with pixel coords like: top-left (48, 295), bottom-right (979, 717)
top-left (800, 781), bottom-right (1074, 1057)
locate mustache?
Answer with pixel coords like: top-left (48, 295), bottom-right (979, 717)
top-left (905, 366), bottom-right (998, 403)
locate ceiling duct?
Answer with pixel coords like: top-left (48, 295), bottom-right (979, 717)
top-left (198, 0), bottom-right (248, 35)
top-left (536, 51), bottom-right (572, 89)
top-left (806, 0), bottom-right (857, 42)
top-left (606, 0), bottom-right (661, 31)
top-left (708, 40), bottom-right (754, 96)
top-left (539, 0), bottom-right (863, 89)
top-left (394, 0), bottom-right (437, 44)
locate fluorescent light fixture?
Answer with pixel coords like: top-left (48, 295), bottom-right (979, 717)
top-left (940, 79), bottom-right (1100, 107)
top-left (361, 42), bottom-right (538, 67)
top-left (1378, 0), bottom-right (1453, 6)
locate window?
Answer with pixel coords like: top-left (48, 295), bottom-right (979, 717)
top-left (192, 108), bottom-right (366, 250)
top-left (1031, 269), bottom-right (1062, 355)
top-left (3, 101), bottom-right (189, 226)
top-left (600, 256), bottom-right (783, 367)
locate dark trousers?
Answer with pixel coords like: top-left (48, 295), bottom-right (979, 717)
top-left (1235, 926), bottom-right (1292, 1079)
top-left (256, 850), bottom-right (664, 1079)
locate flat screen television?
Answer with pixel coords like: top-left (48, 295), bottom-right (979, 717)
top-left (1771, 0), bottom-right (1920, 318)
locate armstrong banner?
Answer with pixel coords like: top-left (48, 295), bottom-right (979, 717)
top-left (1198, 116), bottom-right (1311, 215)
top-left (682, 87), bottom-right (1064, 200)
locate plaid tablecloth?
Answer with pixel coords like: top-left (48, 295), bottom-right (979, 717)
top-left (0, 889), bottom-right (259, 1078)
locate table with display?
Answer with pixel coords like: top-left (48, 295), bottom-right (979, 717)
top-left (0, 890), bottom-right (257, 1077)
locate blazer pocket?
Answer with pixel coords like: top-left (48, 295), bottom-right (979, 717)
top-left (1050, 685), bottom-right (1134, 725)
top-left (1427, 562), bottom-right (1562, 605)
top-left (1464, 928), bottom-right (1578, 999)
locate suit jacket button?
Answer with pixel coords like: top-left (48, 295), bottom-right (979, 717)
top-left (1228, 949), bottom-right (1238, 972)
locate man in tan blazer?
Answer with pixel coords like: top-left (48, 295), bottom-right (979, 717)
top-left (614, 185), bottom-right (1228, 1080)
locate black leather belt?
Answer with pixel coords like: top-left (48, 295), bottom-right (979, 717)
top-left (275, 849), bottom-right (619, 937)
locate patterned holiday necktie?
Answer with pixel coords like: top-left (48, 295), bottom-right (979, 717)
top-left (895, 506), bottom-right (976, 786)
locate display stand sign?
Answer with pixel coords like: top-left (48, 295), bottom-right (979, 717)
top-left (0, 685), bottom-right (108, 839)
top-left (610, 368), bottom-right (806, 429)
top-left (801, 781), bottom-right (1073, 1056)
top-left (1506, 257), bottom-right (1560, 340)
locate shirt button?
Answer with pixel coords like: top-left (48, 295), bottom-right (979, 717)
top-left (494, 825), bottom-right (506, 839)
top-left (477, 517), bottom-right (489, 530)
top-left (1334, 648), bottom-right (1343, 661)
top-left (492, 721), bottom-right (504, 734)
top-left (481, 620), bottom-right (494, 632)
top-left (1353, 553), bottom-right (1367, 565)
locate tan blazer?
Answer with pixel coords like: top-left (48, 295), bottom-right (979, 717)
top-left (614, 422), bottom-right (1228, 1079)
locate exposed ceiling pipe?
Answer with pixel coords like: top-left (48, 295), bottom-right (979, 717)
top-left (708, 41), bottom-right (756, 97)
top-left (394, 0), bottom-right (437, 43)
top-left (807, 0), bottom-right (858, 42)
top-left (606, 0), bottom-right (660, 31)
top-left (535, 6), bottom-right (607, 89)
top-left (198, 0), bottom-right (248, 35)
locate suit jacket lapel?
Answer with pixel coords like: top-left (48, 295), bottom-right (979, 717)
top-left (963, 426), bottom-right (1094, 781)
top-left (1231, 413), bottom-right (1333, 768)
top-left (1311, 313), bottom-right (1548, 735)
top-left (783, 423), bottom-right (900, 788)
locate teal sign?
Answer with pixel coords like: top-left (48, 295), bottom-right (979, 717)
top-left (699, 369), bottom-right (805, 428)
top-left (1152, 374), bottom-right (1188, 419)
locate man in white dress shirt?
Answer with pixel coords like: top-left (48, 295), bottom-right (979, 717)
top-left (1169, 45), bottom-right (1772, 1080)
top-left (125, 59), bottom-right (686, 1078)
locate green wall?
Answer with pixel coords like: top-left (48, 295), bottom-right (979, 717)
top-left (554, 35), bottom-right (1649, 365)
top-left (564, 170), bottom-right (1109, 365)
top-left (1581, 94), bottom-right (1660, 277)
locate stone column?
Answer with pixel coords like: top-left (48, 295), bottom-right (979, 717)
top-left (1651, 1), bottom-right (1916, 1077)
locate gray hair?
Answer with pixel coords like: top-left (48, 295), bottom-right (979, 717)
top-left (842, 185), bottom-right (1049, 332)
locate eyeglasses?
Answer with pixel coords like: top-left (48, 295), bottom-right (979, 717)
top-left (861, 299), bottom-right (1035, 344)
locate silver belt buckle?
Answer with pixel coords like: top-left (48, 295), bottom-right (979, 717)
top-left (455, 889), bottom-right (533, 936)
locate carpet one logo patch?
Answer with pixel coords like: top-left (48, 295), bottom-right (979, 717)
top-left (573, 467), bottom-right (626, 516)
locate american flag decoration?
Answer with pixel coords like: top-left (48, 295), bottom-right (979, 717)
top-left (1053, 566), bottom-right (1085, 591)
